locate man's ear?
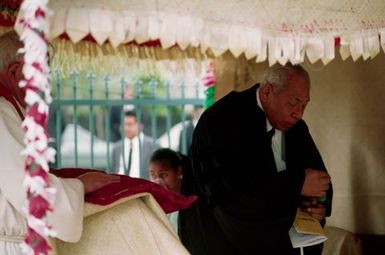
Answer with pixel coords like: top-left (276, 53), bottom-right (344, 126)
top-left (259, 83), bottom-right (273, 102)
top-left (7, 62), bottom-right (20, 82)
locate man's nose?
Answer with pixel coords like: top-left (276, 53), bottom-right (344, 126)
top-left (292, 106), bottom-right (304, 120)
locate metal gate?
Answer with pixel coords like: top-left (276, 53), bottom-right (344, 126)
top-left (49, 70), bottom-right (204, 172)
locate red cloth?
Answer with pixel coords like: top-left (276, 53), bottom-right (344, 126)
top-left (50, 168), bottom-right (197, 214)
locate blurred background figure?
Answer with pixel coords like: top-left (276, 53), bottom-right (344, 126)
top-left (111, 110), bottom-right (159, 179)
top-left (109, 83), bottom-right (135, 142)
top-left (179, 105), bottom-right (204, 154)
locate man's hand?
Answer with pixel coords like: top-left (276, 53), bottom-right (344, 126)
top-left (78, 172), bottom-right (121, 194)
top-left (301, 168), bottom-right (330, 197)
top-left (304, 206), bottom-right (326, 221)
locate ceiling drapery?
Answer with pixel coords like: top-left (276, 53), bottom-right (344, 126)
top-left (29, 0), bottom-right (385, 65)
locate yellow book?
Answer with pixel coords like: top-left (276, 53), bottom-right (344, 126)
top-left (289, 209), bottom-right (327, 248)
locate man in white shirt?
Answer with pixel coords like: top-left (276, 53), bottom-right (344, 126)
top-left (111, 111), bottom-right (159, 179)
top-left (108, 83), bottom-right (135, 142)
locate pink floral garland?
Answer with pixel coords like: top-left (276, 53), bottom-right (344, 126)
top-left (16, 0), bottom-right (56, 254)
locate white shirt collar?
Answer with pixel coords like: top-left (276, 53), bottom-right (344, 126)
top-left (256, 88), bottom-right (273, 131)
top-left (256, 88), bottom-right (286, 172)
top-left (119, 133), bottom-right (144, 177)
top-left (124, 132), bottom-right (143, 143)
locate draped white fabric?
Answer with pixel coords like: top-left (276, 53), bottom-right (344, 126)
top-left (45, 0), bottom-right (385, 65)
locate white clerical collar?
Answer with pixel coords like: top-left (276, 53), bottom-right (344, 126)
top-left (256, 88), bottom-right (273, 131)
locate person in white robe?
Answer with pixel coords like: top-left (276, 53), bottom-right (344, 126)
top-left (0, 31), bottom-right (191, 255)
top-left (0, 31), bottom-right (120, 255)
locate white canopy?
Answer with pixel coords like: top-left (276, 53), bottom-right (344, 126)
top-left (44, 0), bottom-right (385, 65)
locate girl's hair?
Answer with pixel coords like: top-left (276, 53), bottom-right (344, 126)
top-left (150, 148), bottom-right (184, 171)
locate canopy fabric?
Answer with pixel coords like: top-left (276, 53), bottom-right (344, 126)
top-left (49, 38), bottom-right (207, 77)
top-left (40, 0), bottom-right (385, 65)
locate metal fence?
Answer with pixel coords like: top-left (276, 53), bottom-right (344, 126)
top-left (49, 70), bottom-right (204, 172)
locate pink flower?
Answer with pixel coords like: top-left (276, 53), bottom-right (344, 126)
top-left (28, 103), bottom-right (48, 126)
top-left (29, 165), bottom-right (49, 181)
top-left (25, 227), bottom-right (52, 255)
top-left (202, 61), bottom-right (216, 87)
top-left (29, 195), bottom-right (52, 218)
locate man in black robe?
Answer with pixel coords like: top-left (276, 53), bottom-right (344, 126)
top-left (179, 64), bottom-right (332, 255)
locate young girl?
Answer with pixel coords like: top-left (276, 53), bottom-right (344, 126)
top-left (149, 148), bottom-right (186, 232)
top-left (149, 148), bottom-right (184, 194)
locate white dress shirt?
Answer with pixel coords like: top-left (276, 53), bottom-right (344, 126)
top-left (256, 88), bottom-right (286, 172)
top-left (118, 134), bottom-right (143, 177)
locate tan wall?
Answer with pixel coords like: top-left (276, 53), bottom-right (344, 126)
top-left (214, 51), bottom-right (385, 235)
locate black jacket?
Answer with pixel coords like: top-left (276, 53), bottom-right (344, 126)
top-left (179, 84), bottom-right (333, 255)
